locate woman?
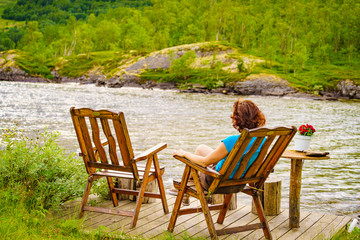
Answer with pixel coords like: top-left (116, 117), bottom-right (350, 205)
top-left (173, 97), bottom-right (266, 189)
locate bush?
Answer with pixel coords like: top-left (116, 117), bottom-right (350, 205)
top-left (0, 128), bottom-right (86, 210)
top-left (15, 53), bottom-right (55, 80)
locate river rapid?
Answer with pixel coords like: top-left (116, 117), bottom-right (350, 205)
top-left (1, 81), bottom-right (359, 218)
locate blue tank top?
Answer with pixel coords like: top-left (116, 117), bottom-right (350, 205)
top-left (215, 135), bottom-right (264, 179)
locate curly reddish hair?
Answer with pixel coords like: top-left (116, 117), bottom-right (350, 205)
top-left (231, 98), bottom-right (266, 132)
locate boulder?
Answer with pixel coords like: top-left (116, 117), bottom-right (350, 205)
top-left (337, 80), bottom-right (360, 99)
top-left (0, 67), bottom-right (49, 83)
top-left (230, 76), bottom-right (296, 96)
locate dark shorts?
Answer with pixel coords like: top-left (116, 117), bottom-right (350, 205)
top-left (199, 164), bottom-right (245, 194)
top-left (199, 164), bottom-right (216, 190)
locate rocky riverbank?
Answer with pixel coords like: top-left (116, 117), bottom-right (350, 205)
top-left (1, 42), bottom-right (359, 100)
top-left (2, 65), bottom-right (360, 100)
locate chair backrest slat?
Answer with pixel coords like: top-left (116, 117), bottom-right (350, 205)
top-left (241, 135), bottom-right (276, 179)
top-left (70, 107), bottom-right (137, 176)
top-left (220, 134), bottom-right (251, 180)
top-left (232, 136), bottom-right (266, 180)
top-left (112, 114), bottom-right (134, 166)
top-left (78, 116), bottom-right (97, 163)
top-left (255, 133), bottom-right (294, 187)
top-left (70, 111), bottom-right (92, 174)
top-left (208, 126), bottom-right (296, 194)
top-left (89, 117), bottom-right (108, 164)
top-left (100, 118), bottom-right (120, 165)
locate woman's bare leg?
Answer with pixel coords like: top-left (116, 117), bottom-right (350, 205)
top-left (195, 144), bottom-right (214, 157)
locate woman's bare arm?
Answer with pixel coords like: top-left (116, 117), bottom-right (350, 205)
top-left (173, 142), bottom-right (228, 167)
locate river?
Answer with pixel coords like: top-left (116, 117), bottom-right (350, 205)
top-left (1, 81), bottom-right (359, 218)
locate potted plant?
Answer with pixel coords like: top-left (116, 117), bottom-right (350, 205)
top-left (294, 124), bottom-right (316, 151)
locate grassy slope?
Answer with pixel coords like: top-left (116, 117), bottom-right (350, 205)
top-left (0, 0), bottom-right (25, 29)
top-left (258, 61), bottom-right (360, 92)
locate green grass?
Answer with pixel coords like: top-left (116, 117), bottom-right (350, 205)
top-left (329, 227), bottom-right (360, 240)
top-left (140, 68), bottom-right (248, 89)
top-left (248, 57), bottom-right (360, 93)
top-left (58, 51), bottom-right (126, 78)
top-left (15, 51), bottom-right (55, 80)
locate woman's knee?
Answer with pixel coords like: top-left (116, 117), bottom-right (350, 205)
top-left (195, 144), bottom-right (213, 156)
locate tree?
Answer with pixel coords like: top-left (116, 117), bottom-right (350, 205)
top-left (170, 50), bottom-right (196, 81)
top-left (290, 41), bottom-right (308, 76)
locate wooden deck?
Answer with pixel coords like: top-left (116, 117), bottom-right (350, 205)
top-left (56, 195), bottom-right (352, 240)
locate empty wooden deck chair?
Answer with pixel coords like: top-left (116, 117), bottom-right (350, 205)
top-left (168, 126), bottom-right (297, 239)
top-left (70, 107), bottom-right (169, 228)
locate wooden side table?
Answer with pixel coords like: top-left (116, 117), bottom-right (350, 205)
top-left (281, 150), bottom-right (330, 228)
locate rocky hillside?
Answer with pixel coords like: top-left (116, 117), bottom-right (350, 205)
top-left (1, 42), bottom-right (359, 100)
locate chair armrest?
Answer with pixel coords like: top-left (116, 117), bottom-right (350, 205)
top-left (134, 143), bottom-right (167, 162)
top-left (173, 155), bottom-right (221, 178)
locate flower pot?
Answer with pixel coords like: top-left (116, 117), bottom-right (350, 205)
top-left (294, 135), bottom-right (312, 151)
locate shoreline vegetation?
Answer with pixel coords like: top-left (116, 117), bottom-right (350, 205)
top-left (0, 0), bottom-right (359, 100)
top-left (1, 42), bottom-right (360, 101)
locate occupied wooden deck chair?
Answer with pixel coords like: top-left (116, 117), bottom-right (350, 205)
top-left (70, 107), bottom-right (169, 228)
top-left (168, 126), bottom-right (297, 239)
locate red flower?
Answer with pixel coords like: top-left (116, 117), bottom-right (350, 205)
top-left (298, 124), bottom-right (316, 136)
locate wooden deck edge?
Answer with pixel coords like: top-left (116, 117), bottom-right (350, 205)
top-left (53, 194), bottom-right (353, 240)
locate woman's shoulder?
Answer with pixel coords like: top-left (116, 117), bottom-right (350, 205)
top-left (222, 134), bottom-right (240, 143)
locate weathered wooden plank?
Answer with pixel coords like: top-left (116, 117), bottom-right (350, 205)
top-left (55, 194), bottom-right (352, 240)
top-left (104, 196), bottom-right (176, 234)
top-left (259, 211), bottom-right (312, 240)
top-left (165, 202), bottom-right (247, 239)
top-left (222, 214), bottom-right (260, 239)
top-left (296, 213), bottom-right (338, 240)
top-left (126, 197), bottom-right (197, 237)
top-left (215, 205), bottom-right (258, 239)
top-left (221, 213), bottom-right (272, 239)
top-left (84, 203), bottom-right (135, 231)
top-left (144, 198), bottom-right (202, 238)
top-left (107, 196), bottom-right (176, 234)
top-left (279, 212), bottom-right (324, 240)
top-left (83, 205), bottom-right (134, 216)
top-left (175, 204), bottom-right (221, 238)
top-left (314, 215), bottom-right (352, 240)
top-left (82, 201), bottom-right (134, 228)
top-left (85, 196), bottom-right (174, 232)
top-left (186, 205), bottom-right (246, 239)
top-left (244, 209), bottom-right (287, 240)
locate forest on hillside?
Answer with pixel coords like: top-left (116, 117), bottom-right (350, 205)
top-left (1, 0), bottom-right (152, 22)
top-left (0, 0), bottom-right (359, 91)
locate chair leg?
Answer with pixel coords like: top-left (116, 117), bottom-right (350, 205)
top-left (168, 165), bottom-right (191, 233)
top-left (106, 176), bottom-right (118, 207)
top-left (153, 155), bottom-right (169, 214)
top-left (191, 168), bottom-right (218, 240)
top-left (252, 191), bottom-right (272, 240)
top-left (131, 157), bottom-right (152, 228)
top-left (79, 176), bottom-right (93, 218)
top-left (217, 193), bottom-right (233, 224)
